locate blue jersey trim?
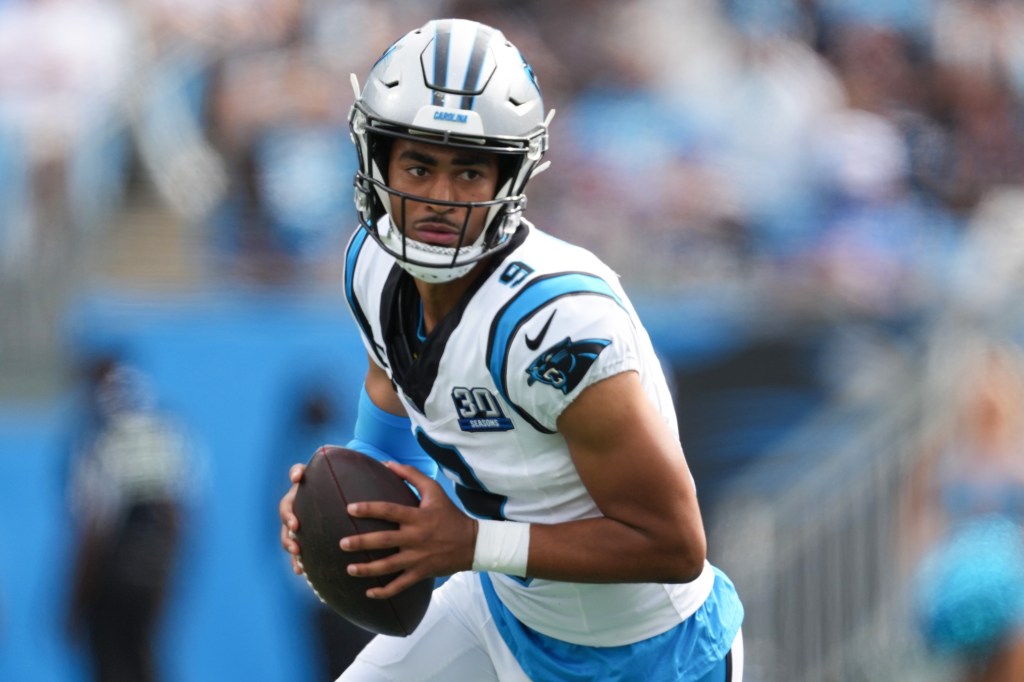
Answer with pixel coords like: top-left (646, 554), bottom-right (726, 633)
top-left (344, 228), bottom-right (369, 318)
top-left (479, 569), bottom-right (743, 682)
top-left (486, 273), bottom-right (625, 432)
top-left (344, 229), bottom-right (387, 368)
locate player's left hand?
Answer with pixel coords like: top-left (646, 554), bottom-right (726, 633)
top-left (341, 461), bottom-right (478, 599)
top-left (279, 463), bottom-right (306, 575)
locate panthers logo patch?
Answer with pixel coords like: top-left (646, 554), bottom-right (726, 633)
top-left (526, 337), bottom-right (611, 394)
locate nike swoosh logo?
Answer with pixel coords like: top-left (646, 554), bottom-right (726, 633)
top-left (525, 310), bottom-right (557, 351)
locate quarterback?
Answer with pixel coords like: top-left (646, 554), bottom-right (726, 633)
top-left (280, 18), bottom-right (744, 681)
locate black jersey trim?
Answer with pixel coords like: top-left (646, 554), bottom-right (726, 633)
top-left (379, 227), bottom-right (529, 414)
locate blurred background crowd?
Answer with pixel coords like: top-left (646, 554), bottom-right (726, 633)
top-left (2, 0), bottom-right (1024, 680)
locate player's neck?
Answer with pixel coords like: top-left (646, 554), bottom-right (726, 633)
top-left (413, 260), bottom-right (489, 334)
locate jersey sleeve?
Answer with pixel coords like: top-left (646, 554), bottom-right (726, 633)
top-left (488, 276), bottom-right (641, 433)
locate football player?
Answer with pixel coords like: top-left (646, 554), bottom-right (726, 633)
top-left (280, 18), bottom-right (744, 681)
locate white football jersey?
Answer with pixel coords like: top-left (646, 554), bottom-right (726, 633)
top-left (343, 217), bottom-right (715, 646)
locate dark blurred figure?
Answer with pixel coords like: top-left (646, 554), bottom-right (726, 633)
top-left (65, 356), bottom-right (192, 682)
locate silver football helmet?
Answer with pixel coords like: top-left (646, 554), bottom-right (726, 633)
top-left (349, 18), bottom-right (551, 282)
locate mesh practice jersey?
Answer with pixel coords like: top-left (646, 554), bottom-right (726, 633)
top-left (343, 218), bottom-right (716, 646)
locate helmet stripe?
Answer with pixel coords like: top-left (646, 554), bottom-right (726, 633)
top-left (431, 19), bottom-right (452, 106)
top-left (459, 24), bottom-right (494, 110)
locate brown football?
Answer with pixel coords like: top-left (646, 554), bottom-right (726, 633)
top-left (293, 445), bottom-right (432, 636)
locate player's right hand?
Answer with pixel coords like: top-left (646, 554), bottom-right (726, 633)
top-left (279, 463), bottom-right (306, 575)
top-left (342, 461), bottom-right (478, 599)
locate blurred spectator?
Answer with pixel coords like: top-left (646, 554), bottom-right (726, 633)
top-left (911, 1), bottom-right (1024, 213)
top-left (817, 19), bottom-right (959, 206)
top-left (708, 19), bottom-right (844, 262)
top-left (948, 187), bottom-right (1024, 323)
top-left (182, 0), bottom-right (422, 288)
top-left (0, 0), bottom-right (133, 275)
top-left (932, 0), bottom-right (1024, 99)
top-left (204, 35), bottom-right (353, 286)
top-left (531, 1), bottom-right (752, 289)
top-left (126, 0), bottom-right (231, 223)
top-left (903, 340), bottom-right (1024, 681)
top-left (0, 0), bottom-right (134, 392)
top-left (64, 355), bottom-right (195, 682)
top-left (937, 69), bottom-right (1024, 214)
top-left (797, 108), bottom-right (960, 321)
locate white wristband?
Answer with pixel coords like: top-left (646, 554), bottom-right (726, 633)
top-left (472, 520), bottom-right (531, 577)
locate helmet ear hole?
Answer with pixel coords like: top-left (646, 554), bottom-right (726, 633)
top-left (474, 153), bottom-right (526, 250)
top-left (496, 155), bottom-right (520, 194)
top-left (363, 134), bottom-right (393, 224)
top-left (370, 136), bottom-right (393, 184)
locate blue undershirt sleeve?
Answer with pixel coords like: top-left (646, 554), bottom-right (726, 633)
top-left (345, 385), bottom-right (438, 479)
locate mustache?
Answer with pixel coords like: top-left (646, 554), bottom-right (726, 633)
top-left (412, 216), bottom-right (461, 231)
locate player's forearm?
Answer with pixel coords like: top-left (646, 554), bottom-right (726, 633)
top-left (521, 515), bottom-right (707, 584)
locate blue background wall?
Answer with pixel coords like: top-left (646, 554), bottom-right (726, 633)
top-left (0, 290), bottom-right (372, 681)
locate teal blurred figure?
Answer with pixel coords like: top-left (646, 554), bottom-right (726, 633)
top-left (907, 342), bottom-right (1024, 681)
